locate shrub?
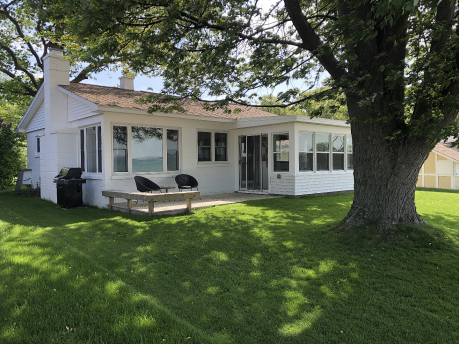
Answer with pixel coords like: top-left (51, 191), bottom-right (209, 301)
top-left (0, 118), bottom-right (26, 189)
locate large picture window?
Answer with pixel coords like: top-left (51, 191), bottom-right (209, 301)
top-left (273, 133), bottom-right (289, 172)
top-left (81, 125), bottom-right (102, 173)
top-left (132, 127), bottom-right (163, 173)
top-left (299, 132), bottom-right (313, 171)
top-left (113, 125), bottom-right (179, 173)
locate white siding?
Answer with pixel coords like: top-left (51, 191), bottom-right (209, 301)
top-left (270, 174), bottom-right (296, 196)
top-left (295, 172), bottom-right (354, 195)
top-left (26, 102), bottom-right (45, 132)
top-left (26, 130), bottom-right (44, 188)
top-left (68, 97), bottom-right (95, 122)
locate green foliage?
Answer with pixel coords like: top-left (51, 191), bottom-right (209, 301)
top-left (33, 0), bottom-right (457, 144)
top-left (0, 117), bottom-right (25, 189)
top-left (260, 88), bottom-right (349, 120)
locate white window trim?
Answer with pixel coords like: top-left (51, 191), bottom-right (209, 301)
top-left (112, 123), bottom-right (181, 175)
top-left (197, 130), bottom-right (229, 164)
top-left (80, 124), bottom-right (102, 175)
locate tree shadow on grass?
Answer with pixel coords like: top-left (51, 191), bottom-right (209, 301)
top-left (0, 191), bottom-right (458, 343)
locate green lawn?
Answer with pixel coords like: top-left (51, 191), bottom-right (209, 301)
top-left (0, 189), bottom-right (458, 344)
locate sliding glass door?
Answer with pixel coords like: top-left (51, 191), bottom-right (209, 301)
top-left (239, 135), bottom-right (268, 191)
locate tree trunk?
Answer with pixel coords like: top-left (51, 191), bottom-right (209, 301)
top-left (341, 98), bottom-right (434, 232)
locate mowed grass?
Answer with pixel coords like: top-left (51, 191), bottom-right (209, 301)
top-left (0, 189), bottom-right (458, 344)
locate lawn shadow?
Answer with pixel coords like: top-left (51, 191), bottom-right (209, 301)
top-left (0, 191), bottom-right (458, 343)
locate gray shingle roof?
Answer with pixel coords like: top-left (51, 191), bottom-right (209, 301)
top-left (60, 83), bottom-right (278, 120)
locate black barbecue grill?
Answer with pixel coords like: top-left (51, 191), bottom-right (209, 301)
top-left (54, 167), bottom-right (86, 207)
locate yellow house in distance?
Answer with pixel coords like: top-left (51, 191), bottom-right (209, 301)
top-left (417, 139), bottom-right (459, 190)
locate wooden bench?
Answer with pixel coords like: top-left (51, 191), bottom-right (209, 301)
top-left (102, 190), bottom-right (200, 216)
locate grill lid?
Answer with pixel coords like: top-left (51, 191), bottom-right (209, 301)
top-left (55, 167), bottom-right (82, 179)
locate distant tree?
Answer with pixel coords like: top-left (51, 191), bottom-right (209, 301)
top-left (260, 88), bottom-right (349, 120)
top-left (34, 0), bottom-right (458, 232)
top-left (0, 117), bottom-right (25, 189)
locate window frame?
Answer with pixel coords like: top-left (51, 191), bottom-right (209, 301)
top-left (197, 130), bottom-right (229, 164)
top-left (80, 124), bottom-right (102, 174)
top-left (332, 134), bottom-right (345, 171)
top-left (35, 136), bottom-right (41, 157)
top-left (298, 132), bottom-right (314, 172)
top-left (112, 123), bottom-right (180, 175)
top-left (298, 132), bottom-right (353, 173)
top-left (273, 132), bottom-right (290, 173)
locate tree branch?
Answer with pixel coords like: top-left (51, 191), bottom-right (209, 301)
top-left (0, 4), bottom-right (43, 70)
top-left (283, 0), bottom-right (345, 80)
top-left (0, 42), bottom-right (39, 90)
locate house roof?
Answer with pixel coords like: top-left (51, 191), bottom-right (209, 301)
top-left (433, 142), bottom-right (459, 161)
top-left (60, 83), bottom-right (278, 120)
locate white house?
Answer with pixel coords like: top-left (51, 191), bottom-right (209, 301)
top-left (16, 46), bottom-right (354, 208)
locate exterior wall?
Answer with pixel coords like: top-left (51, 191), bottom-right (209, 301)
top-left (25, 102), bottom-right (45, 132)
top-left (232, 120), bottom-right (353, 197)
top-left (418, 151), bottom-right (459, 190)
top-left (85, 112), bottom-right (236, 208)
top-left (26, 129), bottom-right (44, 188)
top-left (68, 97), bottom-right (95, 122)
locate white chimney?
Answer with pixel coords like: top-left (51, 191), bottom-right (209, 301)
top-left (119, 73), bottom-right (134, 90)
top-left (41, 42), bottom-right (72, 203)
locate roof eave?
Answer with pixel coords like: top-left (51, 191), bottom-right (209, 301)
top-left (97, 105), bottom-right (236, 123)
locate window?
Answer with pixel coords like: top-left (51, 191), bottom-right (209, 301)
top-left (316, 134), bottom-right (330, 171)
top-left (273, 133), bottom-right (289, 172)
top-left (113, 126), bottom-right (128, 172)
top-left (81, 125), bottom-right (102, 173)
top-left (215, 133), bottom-right (227, 161)
top-left (197, 132), bottom-right (227, 162)
top-left (347, 136), bottom-right (353, 170)
top-left (36, 137), bottom-right (40, 154)
top-left (332, 135), bottom-right (345, 170)
top-left (113, 125), bottom-right (179, 173)
top-left (132, 126), bottom-right (163, 172)
top-left (198, 132), bottom-right (211, 161)
top-left (299, 132), bottom-right (313, 171)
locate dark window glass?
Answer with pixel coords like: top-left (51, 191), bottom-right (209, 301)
top-left (215, 133), bottom-right (227, 161)
top-left (36, 137), bottom-right (40, 153)
top-left (333, 153), bottom-right (344, 170)
top-left (299, 152), bottom-right (313, 171)
top-left (347, 154), bottom-right (353, 170)
top-left (167, 129), bottom-right (179, 171)
top-left (80, 129), bottom-right (85, 172)
top-left (316, 153), bottom-right (329, 171)
top-left (198, 132), bottom-right (211, 161)
top-left (113, 126), bottom-right (128, 172)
